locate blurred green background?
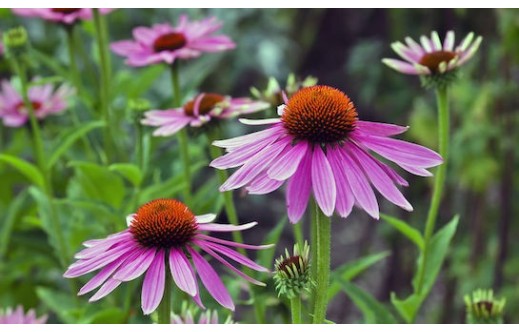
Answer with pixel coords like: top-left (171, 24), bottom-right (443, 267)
top-left (1, 8), bottom-right (518, 323)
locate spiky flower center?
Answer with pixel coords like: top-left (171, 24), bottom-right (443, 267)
top-left (51, 8), bottom-right (81, 14)
top-left (153, 33), bottom-right (187, 53)
top-left (130, 199), bottom-right (198, 248)
top-left (277, 255), bottom-right (304, 274)
top-left (419, 51), bottom-right (457, 73)
top-left (476, 301), bottom-right (494, 312)
top-left (16, 101), bottom-right (42, 114)
top-left (281, 85), bottom-right (358, 143)
top-left (183, 93), bottom-right (225, 117)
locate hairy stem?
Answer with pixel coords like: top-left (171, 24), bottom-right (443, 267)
top-left (311, 203), bottom-right (331, 324)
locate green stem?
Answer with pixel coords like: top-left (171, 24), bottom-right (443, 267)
top-left (64, 26), bottom-right (97, 162)
top-left (170, 63), bottom-right (192, 204)
top-left (158, 264), bottom-right (172, 324)
top-left (10, 57), bottom-right (69, 269)
top-left (293, 222), bottom-right (304, 248)
top-left (93, 9), bottom-right (115, 164)
top-left (415, 86), bottom-right (449, 295)
top-left (311, 202), bottom-right (331, 324)
top-left (291, 296), bottom-right (302, 324)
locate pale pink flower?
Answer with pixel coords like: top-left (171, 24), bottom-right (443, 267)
top-left (12, 8), bottom-right (114, 25)
top-left (382, 31), bottom-right (482, 75)
top-left (142, 93), bottom-right (269, 136)
top-left (0, 305), bottom-right (47, 324)
top-left (64, 199), bottom-right (270, 315)
top-left (211, 85), bottom-right (443, 223)
top-left (0, 80), bottom-right (74, 127)
top-left (111, 15), bottom-right (235, 67)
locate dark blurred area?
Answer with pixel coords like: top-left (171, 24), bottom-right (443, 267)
top-left (1, 8), bottom-right (518, 323)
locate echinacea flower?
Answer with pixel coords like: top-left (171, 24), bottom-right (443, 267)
top-left (0, 79), bottom-right (74, 127)
top-left (12, 8), bottom-right (114, 25)
top-left (0, 305), bottom-right (47, 324)
top-left (111, 15), bottom-right (235, 67)
top-left (64, 199), bottom-right (270, 315)
top-left (211, 85), bottom-right (443, 223)
top-left (382, 31), bottom-right (482, 76)
top-left (142, 93), bottom-right (269, 136)
top-left (171, 308), bottom-right (233, 324)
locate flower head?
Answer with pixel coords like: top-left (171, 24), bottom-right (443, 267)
top-left (2, 27), bottom-right (29, 57)
top-left (141, 93), bottom-right (269, 136)
top-left (274, 241), bottom-right (313, 299)
top-left (0, 305), bottom-right (47, 324)
top-left (211, 85), bottom-right (442, 223)
top-left (111, 15), bottom-right (235, 67)
top-left (0, 79), bottom-right (74, 127)
top-left (12, 8), bottom-right (114, 25)
top-left (465, 289), bottom-right (506, 324)
top-left (64, 199), bottom-right (271, 315)
top-left (383, 31), bottom-right (482, 76)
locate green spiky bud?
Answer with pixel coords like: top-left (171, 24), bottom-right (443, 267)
top-left (465, 289), bottom-right (506, 324)
top-left (2, 26), bottom-right (29, 58)
top-left (250, 74), bottom-right (318, 106)
top-left (273, 241), bottom-right (314, 299)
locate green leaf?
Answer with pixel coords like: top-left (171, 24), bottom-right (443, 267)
top-left (67, 161), bottom-right (125, 209)
top-left (381, 213), bottom-right (424, 250)
top-left (391, 215), bottom-right (459, 323)
top-left (0, 154), bottom-right (44, 188)
top-left (109, 163), bottom-right (143, 187)
top-left (36, 287), bottom-right (82, 323)
top-left (328, 251), bottom-right (390, 300)
top-left (0, 190), bottom-right (28, 258)
top-left (47, 121), bottom-right (105, 169)
top-left (339, 280), bottom-right (397, 323)
top-left (79, 308), bottom-right (127, 324)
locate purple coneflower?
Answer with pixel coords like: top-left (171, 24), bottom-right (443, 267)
top-left (0, 305), bottom-right (47, 324)
top-left (382, 31), bottom-right (482, 75)
top-left (0, 80), bottom-right (74, 127)
top-left (12, 8), bottom-right (113, 25)
top-left (111, 15), bottom-right (235, 67)
top-left (141, 93), bottom-right (269, 136)
top-left (64, 199), bottom-right (270, 315)
top-left (211, 85), bottom-right (443, 223)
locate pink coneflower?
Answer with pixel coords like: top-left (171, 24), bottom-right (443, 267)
top-left (141, 93), bottom-right (269, 136)
top-left (111, 15), bottom-right (235, 67)
top-left (211, 85), bottom-right (443, 223)
top-left (382, 31), bottom-right (482, 75)
top-left (12, 8), bottom-right (114, 25)
top-left (0, 80), bottom-right (74, 127)
top-left (0, 305), bottom-right (47, 324)
top-left (171, 309), bottom-right (233, 324)
top-left (64, 199), bottom-right (270, 315)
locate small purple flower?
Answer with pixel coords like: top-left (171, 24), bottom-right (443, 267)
top-left (141, 93), bottom-right (269, 136)
top-left (111, 15), bottom-right (235, 67)
top-left (64, 199), bottom-right (270, 315)
top-left (382, 31), bottom-right (482, 75)
top-left (0, 305), bottom-right (47, 324)
top-left (0, 79), bottom-right (74, 127)
top-left (211, 85), bottom-right (443, 223)
top-left (12, 8), bottom-right (114, 25)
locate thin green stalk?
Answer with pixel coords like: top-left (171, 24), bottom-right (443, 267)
top-left (93, 9), bottom-right (115, 164)
top-left (293, 222), bottom-right (304, 248)
top-left (170, 63), bottom-right (192, 204)
top-left (11, 57), bottom-right (69, 269)
top-left (158, 266), bottom-right (172, 324)
top-left (64, 26), bottom-right (97, 162)
top-left (291, 296), bottom-right (302, 324)
top-left (311, 202), bottom-right (331, 324)
top-left (415, 86), bottom-right (449, 297)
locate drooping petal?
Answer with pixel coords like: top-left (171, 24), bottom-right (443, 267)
top-left (382, 58), bottom-right (421, 75)
top-left (245, 171), bottom-right (284, 195)
top-left (89, 278), bottom-right (122, 302)
top-left (212, 125), bottom-right (284, 150)
top-left (326, 148), bottom-right (355, 218)
top-left (286, 149), bottom-right (312, 223)
top-left (267, 141), bottom-right (309, 181)
top-left (141, 249), bottom-right (165, 315)
top-left (355, 121), bottom-right (409, 137)
top-left (187, 246), bottom-right (234, 311)
top-left (78, 259), bottom-right (125, 295)
top-left (197, 221), bottom-right (257, 232)
top-left (112, 247), bottom-right (156, 282)
top-left (169, 248), bottom-right (197, 296)
top-left (195, 240), bottom-right (269, 272)
top-left (195, 234), bottom-right (274, 250)
top-left (311, 147), bottom-right (336, 216)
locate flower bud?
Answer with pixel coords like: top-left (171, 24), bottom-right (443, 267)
top-left (465, 289), bottom-right (506, 324)
top-left (2, 27), bottom-right (29, 57)
top-left (273, 241), bottom-right (313, 299)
